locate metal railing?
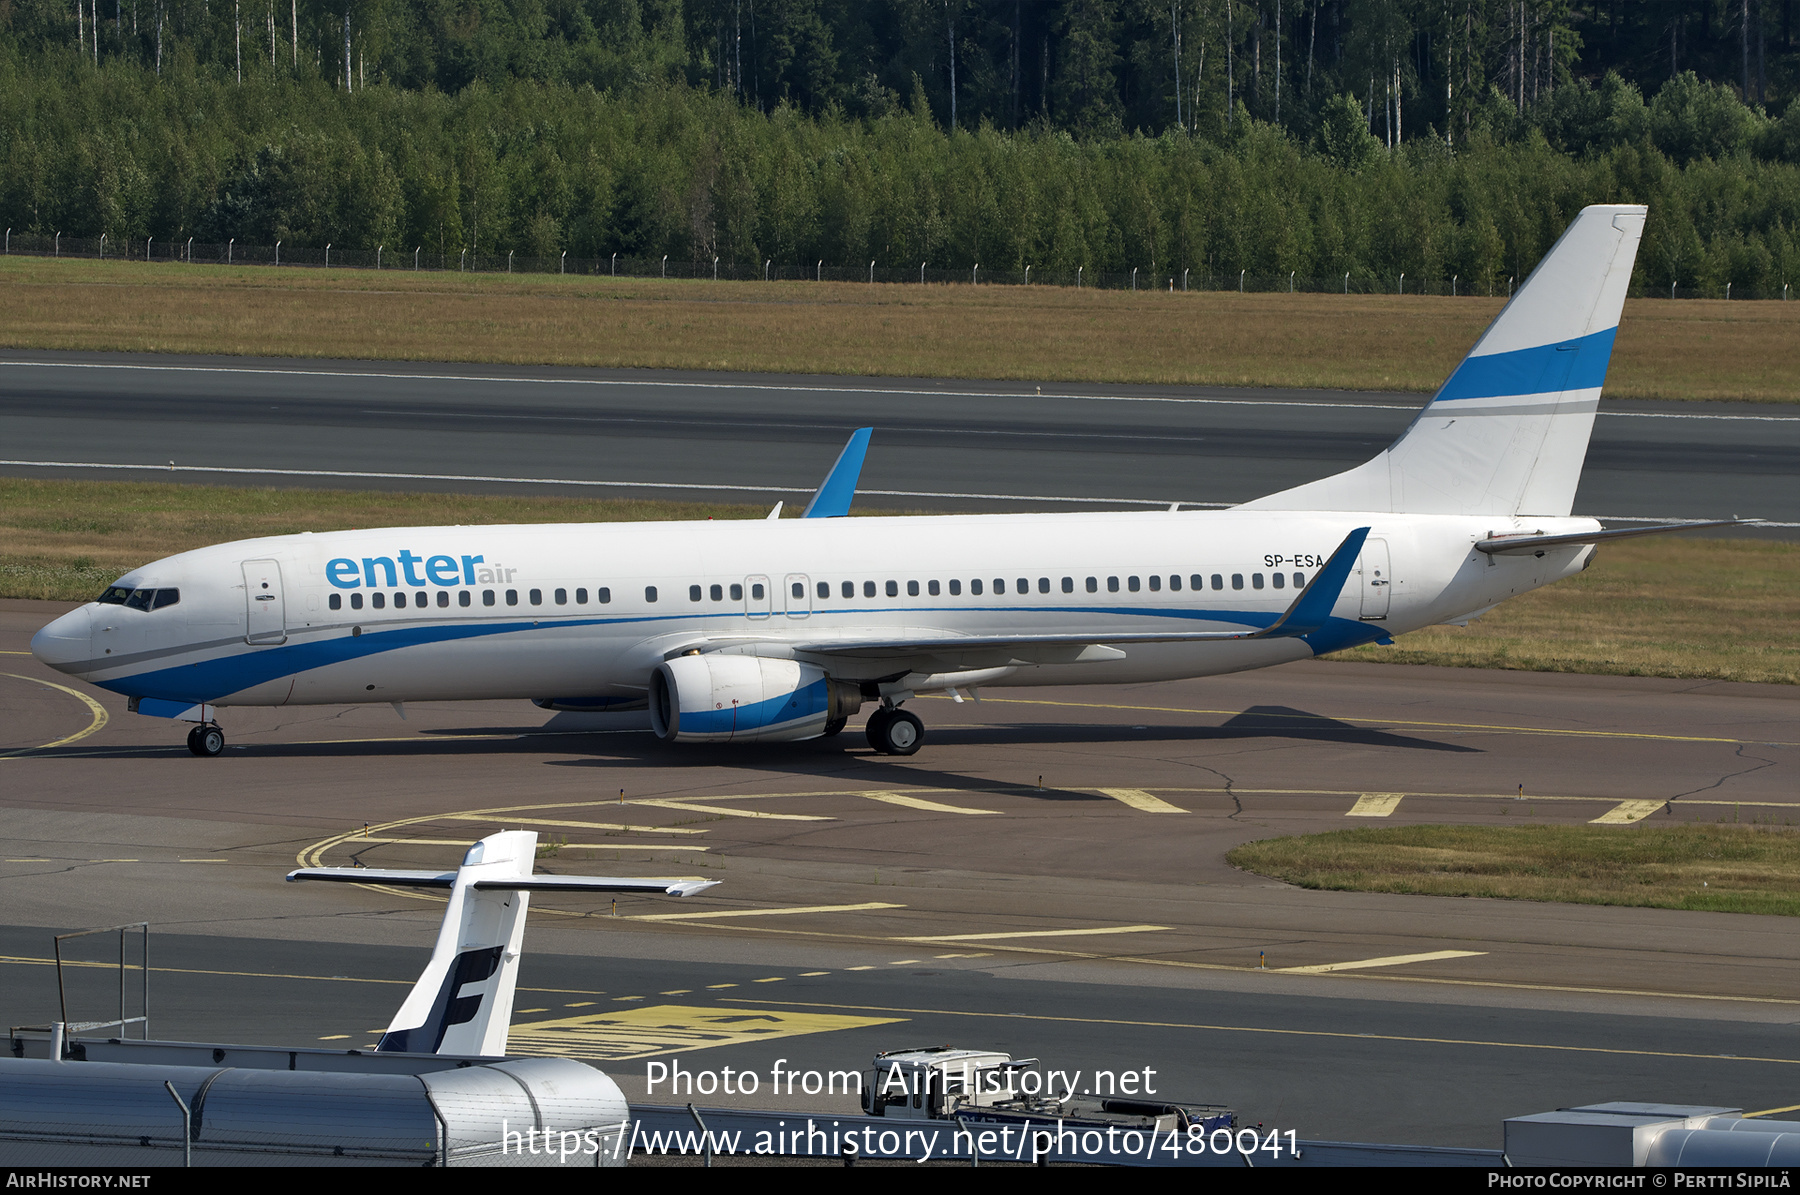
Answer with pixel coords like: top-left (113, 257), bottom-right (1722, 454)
top-left (2, 232), bottom-right (1788, 301)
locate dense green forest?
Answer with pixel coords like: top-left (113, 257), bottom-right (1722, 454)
top-left (2, 2), bottom-right (1799, 292)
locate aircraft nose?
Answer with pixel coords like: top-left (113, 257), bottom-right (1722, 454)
top-left (31, 607), bottom-right (93, 675)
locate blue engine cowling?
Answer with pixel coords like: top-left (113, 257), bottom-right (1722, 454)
top-left (650, 654), bottom-right (858, 743)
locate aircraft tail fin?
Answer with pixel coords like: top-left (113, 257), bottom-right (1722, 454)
top-left (1241, 204), bottom-right (1646, 518)
top-left (288, 831), bottom-right (717, 1057)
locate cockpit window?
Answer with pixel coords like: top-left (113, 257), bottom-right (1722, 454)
top-left (101, 586), bottom-right (180, 612)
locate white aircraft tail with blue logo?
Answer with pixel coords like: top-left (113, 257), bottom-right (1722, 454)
top-left (289, 831), bottom-right (717, 1057)
top-left (1243, 204), bottom-right (1647, 518)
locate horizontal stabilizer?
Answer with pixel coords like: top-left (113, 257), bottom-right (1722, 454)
top-left (287, 867), bottom-right (716, 896)
top-left (1475, 519), bottom-right (1754, 556)
top-left (803, 427), bottom-right (873, 518)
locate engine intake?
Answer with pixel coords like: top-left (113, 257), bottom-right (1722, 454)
top-left (650, 654), bottom-right (860, 743)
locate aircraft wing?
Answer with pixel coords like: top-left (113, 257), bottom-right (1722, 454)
top-left (669, 528), bottom-right (1372, 675)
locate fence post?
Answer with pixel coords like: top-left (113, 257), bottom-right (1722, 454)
top-left (508, 251), bottom-right (513, 274)
top-left (54, 232), bottom-right (60, 257)
top-left (187, 237), bottom-right (193, 263)
top-left (817, 259), bottom-right (822, 281)
top-left (1508, 275), bottom-right (1513, 297)
top-left (229, 238), bottom-right (235, 265)
top-left (1289, 270), bottom-right (1294, 292)
top-left (1024, 265), bottom-right (1030, 285)
top-left (920, 261), bottom-right (925, 284)
top-left (611, 252), bottom-right (616, 276)
top-left (1183, 268), bottom-right (1189, 291)
top-left (275, 240), bottom-right (280, 266)
top-left (560, 250), bottom-right (565, 274)
top-left (1077, 266), bottom-right (1082, 288)
top-left (973, 263), bottom-right (979, 285)
top-left (1238, 269), bottom-right (1244, 292)
top-left (1343, 272), bottom-right (1348, 294)
top-left (714, 256), bottom-right (719, 281)
top-left (1725, 282), bottom-right (1731, 301)
top-left (1131, 267), bottom-right (1137, 291)
top-left (146, 237), bottom-right (150, 261)
top-left (661, 254), bottom-right (667, 279)
top-left (869, 260), bottom-right (874, 283)
top-left (415, 247), bottom-right (420, 271)
top-left (100, 233), bottom-right (106, 259)
top-left (1452, 274), bottom-right (1457, 297)
top-left (377, 245), bottom-right (382, 269)
top-left (765, 259), bottom-right (771, 281)
top-left (461, 249), bottom-right (467, 271)
top-left (1398, 272), bottom-right (1403, 295)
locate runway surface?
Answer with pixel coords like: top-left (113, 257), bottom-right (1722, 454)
top-left (3, 598), bottom-right (1797, 1148)
top-left (1, 352), bottom-right (1794, 531)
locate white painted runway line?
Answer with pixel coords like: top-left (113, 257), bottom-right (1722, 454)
top-left (4, 358), bottom-right (1795, 421)
top-left (1278, 950), bottom-right (1488, 975)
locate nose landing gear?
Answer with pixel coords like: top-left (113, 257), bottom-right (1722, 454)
top-left (186, 723), bottom-right (225, 757)
top-left (864, 707), bottom-right (924, 756)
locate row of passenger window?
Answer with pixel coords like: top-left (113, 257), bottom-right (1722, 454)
top-left (328, 587), bottom-right (616, 611)
top-left (698, 573), bottom-right (1312, 601)
top-left (324, 572), bottom-right (1310, 614)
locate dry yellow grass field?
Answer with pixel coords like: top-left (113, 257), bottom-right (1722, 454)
top-left (2, 478), bottom-right (1791, 684)
top-left (3, 257), bottom-right (1797, 400)
top-left (1334, 536), bottom-right (1799, 685)
top-left (1228, 825), bottom-right (1800, 917)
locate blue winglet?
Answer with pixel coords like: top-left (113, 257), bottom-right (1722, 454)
top-left (1256, 526), bottom-right (1372, 638)
top-left (802, 427), bottom-right (873, 518)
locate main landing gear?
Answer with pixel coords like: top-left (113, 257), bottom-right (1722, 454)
top-left (864, 707), bottom-right (924, 756)
top-left (186, 723), bottom-right (225, 757)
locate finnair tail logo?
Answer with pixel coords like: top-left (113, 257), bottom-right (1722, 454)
top-left (327, 551), bottom-right (517, 589)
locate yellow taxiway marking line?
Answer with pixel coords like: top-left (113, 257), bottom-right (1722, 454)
top-left (634, 800), bottom-right (831, 822)
top-left (1277, 950), bottom-right (1488, 975)
top-left (0, 650), bottom-right (33, 654)
top-left (505, 1004), bottom-right (906, 1062)
top-left (179, 858), bottom-right (227, 863)
top-left (632, 902), bottom-right (906, 923)
top-left (0, 673), bottom-right (110, 757)
top-left (1745, 1104), bottom-right (1800, 1118)
top-left (862, 791), bottom-right (999, 815)
top-left (442, 813), bottom-right (710, 835)
top-left (317, 1035), bottom-right (351, 1041)
top-left (974, 695), bottom-right (1800, 748)
top-left (901, 925), bottom-right (1170, 944)
top-left (1591, 800), bottom-right (1669, 825)
top-left (736, 997), bottom-right (1800, 1067)
top-left (1095, 787), bottom-right (1187, 813)
top-left (5, 858), bottom-right (53, 862)
top-left (1347, 794), bottom-right (1404, 817)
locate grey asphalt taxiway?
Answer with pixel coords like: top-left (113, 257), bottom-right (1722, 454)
top-left (2, 351), bottom-right (1796, 1152)
top-left (3, 596), bottom-right (1797, 1150)
top-left (0, 351), bottom-right (1795, 530)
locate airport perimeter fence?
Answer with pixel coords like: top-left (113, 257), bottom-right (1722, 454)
top-left (5, 230), bottom-right (1793, 301)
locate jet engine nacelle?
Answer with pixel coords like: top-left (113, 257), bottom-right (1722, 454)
top-left (650, 653), bottom-right (860, 743)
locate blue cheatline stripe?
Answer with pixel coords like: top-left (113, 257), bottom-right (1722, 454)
top-left (97, 601), bottom-right (1376, 705)
top-left (803, 427), bottom-right (873, 518)
top-left (1433, 327), bottom-right (1616, 403)
top-left (679, 677), bottom-right (830, 736)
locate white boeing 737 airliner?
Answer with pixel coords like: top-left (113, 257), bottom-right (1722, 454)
top-left (32, 205), bottom-right (1716, 758)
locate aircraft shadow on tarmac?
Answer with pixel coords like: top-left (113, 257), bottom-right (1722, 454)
top-left (31, 702), bottom-right (1476, 764)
